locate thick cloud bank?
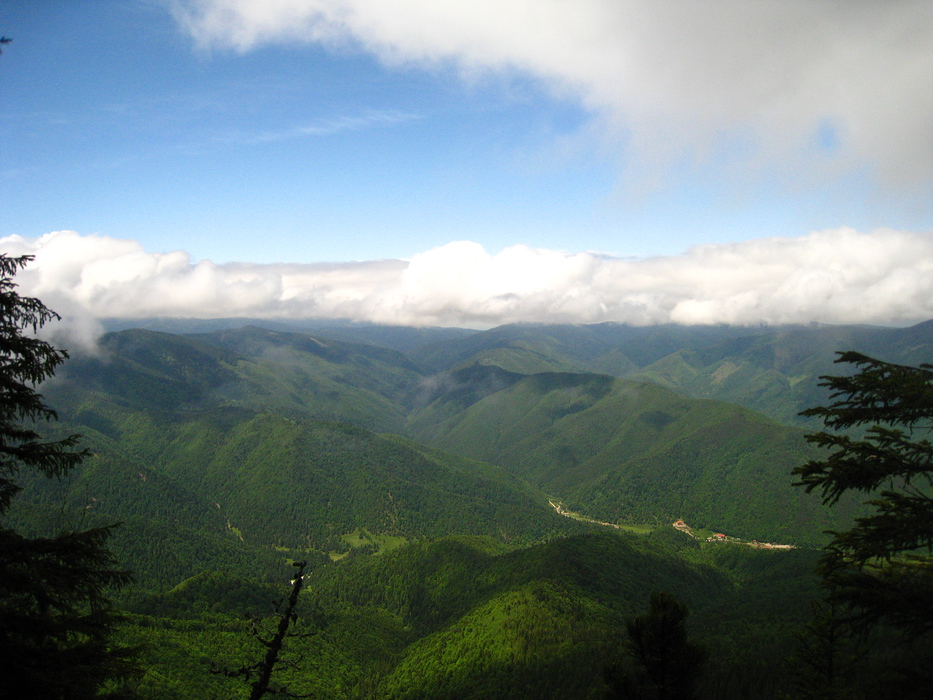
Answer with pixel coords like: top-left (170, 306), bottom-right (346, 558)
top-left (174, 0), bottom-right (933, 189)
top-left (2, 229), bottom-right (932, 335)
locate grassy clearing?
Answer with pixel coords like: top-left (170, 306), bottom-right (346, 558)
top-left (336, 528), bottom-right (408, 557)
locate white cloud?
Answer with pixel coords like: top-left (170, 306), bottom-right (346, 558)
top-left (3, 229), bottom-right (933, 342)
top-left (172, 0), bottom-right (933, 191)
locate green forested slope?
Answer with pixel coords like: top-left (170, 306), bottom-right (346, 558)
top-left (9, 319), bottom-right (931, 698)
top-left (408, 371), bottom-right (853, 545)
top-left (405, 320), bottom-right (933, 426)
top-left (35, 324), bottom-right (865, 561)
top-left (9, 328), bottom-right (596, 593)
top-left (12, 402), bottom-right (582, 591)
top-left (116, 530), bottom-right (825, 699)
top-left (191, 325), bottom-right (424, 422)
top-left (121, 409), bottom-right (577, 549)
top-left (55, 326), bottom-right (424, 432)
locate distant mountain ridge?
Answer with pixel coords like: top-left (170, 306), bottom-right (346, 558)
top-left (30, 319), bottom-right (904, 562)
top-left (101, 318), bottom-right (933, 425)
top-left (27, 317), bottom-right (929, 698)
top-left (399, 320), bottom-right (933, 425)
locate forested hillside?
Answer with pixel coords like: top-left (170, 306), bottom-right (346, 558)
top-left (33, 323), bottom-right (868, 548)
top-left (403, 320), bottom-right (933, 425)
top-left (13, 409), bottom-right (583, 590)
top-left (102, 317), bottom-right (933, 426)
top-left (8, 318), bottom-right (933, 697)
top-left (406, 369), bottom-right (854, 545)
top-left (117, 530), bottom-right (830, 699)
top-left (14, 322), bottom-right (878, 561)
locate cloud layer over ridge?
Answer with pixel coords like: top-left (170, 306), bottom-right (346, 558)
top-left (3, 229), bottom-right (932, 337)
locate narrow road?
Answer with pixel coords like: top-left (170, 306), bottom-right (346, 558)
top-left (549, 502), bottom-right (795, 549)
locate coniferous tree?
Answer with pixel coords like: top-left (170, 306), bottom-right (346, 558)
top-left (789, 593), bottom-right (868, 700)
top-left (794, 351), bottom-right (933, 637)
top-left (0, 254), bottom-right (140, 698)
top-left (606, 591), bottom-right (707, 700)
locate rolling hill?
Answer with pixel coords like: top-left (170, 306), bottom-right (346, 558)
top-left (33, 322), bottom-right (880, 557)
top-left (11, 318), bottom-right (931, 698)
top-left (402, 320), bottom-right (933, 426)
top-left (21, 329), bottom-right (590, 590)
top-left (406, 368), bottom-right (854, 545)
top-left (121, 529), bottom-right (826, 699)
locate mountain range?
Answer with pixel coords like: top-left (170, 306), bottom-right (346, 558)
top-left (10, 317), bottom-right (932, 698)
top-left (23, 317), bottom-right (919, 574)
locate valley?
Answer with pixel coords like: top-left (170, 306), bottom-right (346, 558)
top-left (548, 502), bottom-right (797, 551)
top-left (8, 5), bottom-right (933, 698)
top-left (10, 317), bottom-right (933, 698)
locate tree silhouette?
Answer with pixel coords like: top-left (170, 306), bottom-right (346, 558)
top-left (790, 592), bottom-right (867, 699)
top-left (213, 560), bottom-right (316, 699)
top-left (794, 351), bottom-right (933, 637)
top-left (606, 591), bottom-right (707, 699)
top-left (0, 254), bottom-right (140, 698)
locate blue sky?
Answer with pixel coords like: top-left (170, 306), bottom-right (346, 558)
top-left (2, 1), bottom-right (933, 330)
top-left (1, 0), bottom-right (627, 263)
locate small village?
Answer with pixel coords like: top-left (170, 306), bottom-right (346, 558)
top-left (672, 519), bottom-right (796, 550)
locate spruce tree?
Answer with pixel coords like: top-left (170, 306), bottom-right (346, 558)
top-left (606, 591), bottom-right (707, 699)
top-left (794, 351), bottom-right (933, 636)
top-left (0, 254), bottom-right (140, 698)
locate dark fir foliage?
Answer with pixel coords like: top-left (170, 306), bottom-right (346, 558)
top-left (794, 351), bottom-right (933, 636)
top-left (789, 595), bottom-right (867, 700)
top-left (0, 255), bottom-right (87, 512)
top-left (606, 591), bottom-right (707, 700)
top-left (0, 254), bottom-right (140, 698)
